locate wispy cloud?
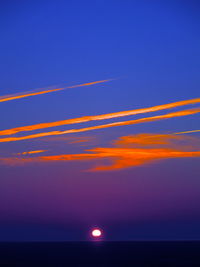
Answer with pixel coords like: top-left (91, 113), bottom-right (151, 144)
top-left (87, 148), bottom-right (200, 171)
top-left (114, 133), bottom-right (191, 146)
top-left (1, 133), bottom-right (200, 171)
top-left (41, 135), bottom-right (95, 143)
top-left (0, 107), bottom-right (200, 143)
top-left (174, 129), bottom-right (200, 135)
top-left (67, 137), bottom-right (95, 144)
top-left (16, 150), bottom-right (47, 155)
top-left (0, 97), bottom-right (200, 136)
top-left (0, 79), bottom-right (110, 103)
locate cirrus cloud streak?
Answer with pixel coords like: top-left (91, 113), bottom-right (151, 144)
top-left (0, 97), bottom-right (200, 136)
top-left (0, 79), bottom-right (110, 103)
top-left (0, 107), bottom-right (200, 143)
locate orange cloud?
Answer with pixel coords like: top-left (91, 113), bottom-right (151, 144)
top-left (38, 136), bottom-right (96, 147)
top-left (68, 137), bottom-right (95, 144)
top-left (0, 79), bottom-right (110, 103)
top-left (30, 133), bottom-right (200, 171)
top-left (115, 133), bottom-right (185, 146)
top-left (0, 97), bottom-right (200, 136)
top-left (88, 147), bottom-right (200, 171)
top-left (17, 150), bottom-right (47, 155)
top-left (0, 107), bottom-right (200, 143)
top-left (1, 133), bottom-right (200, 171)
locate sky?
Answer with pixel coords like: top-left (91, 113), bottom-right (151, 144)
top-left (0, 0), bottom-right (200, 241)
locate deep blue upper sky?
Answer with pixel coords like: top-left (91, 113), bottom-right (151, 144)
top-left (0, 1), bottom-right (200, 128)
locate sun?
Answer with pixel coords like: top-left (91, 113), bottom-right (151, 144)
top-left (91, 228), bottom-right (102, 238)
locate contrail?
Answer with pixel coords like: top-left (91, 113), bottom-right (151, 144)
top-left (0, 79), bottom-right (110, 103)
top-left (0, 107), bottom-right (199, 143)
top-left (174, 129), bottom-right (200, 135)
top-left (0, 97), bottom-right (200, 136)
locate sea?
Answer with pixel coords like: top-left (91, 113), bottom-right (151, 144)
top-left (0, 241), bottom-right (200, 266)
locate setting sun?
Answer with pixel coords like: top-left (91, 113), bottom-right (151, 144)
top-left (91, 229), bottom-right (102, 238)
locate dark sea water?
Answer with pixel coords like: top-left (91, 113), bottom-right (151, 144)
top-left (0, 241), bottom-right (200, 266)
